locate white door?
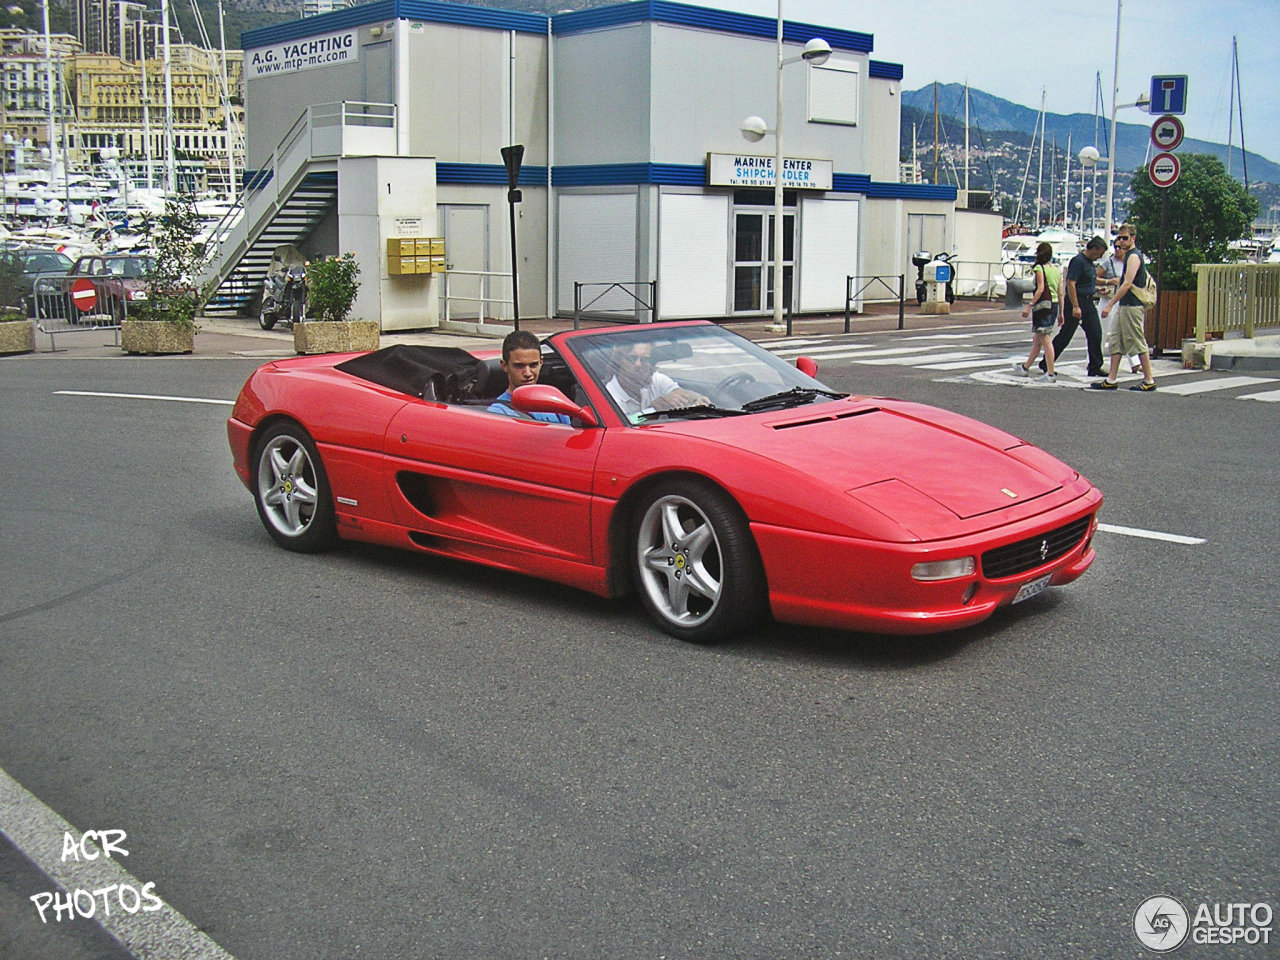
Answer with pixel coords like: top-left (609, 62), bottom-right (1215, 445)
top-left (441, 204), bottom-right (490, 321)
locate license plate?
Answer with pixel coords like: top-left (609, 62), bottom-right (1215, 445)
top-left (1012, 573), bottom-right (1053, 604)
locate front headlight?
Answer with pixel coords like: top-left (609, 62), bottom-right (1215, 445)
top-left (911, 556), bottom-right (976, 581)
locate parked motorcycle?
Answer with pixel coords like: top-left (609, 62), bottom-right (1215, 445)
top-left (259, 244), bottom-right (307, 330)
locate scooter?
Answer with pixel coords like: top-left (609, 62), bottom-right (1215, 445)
top-left (259, 244), bottom-right (307, 330)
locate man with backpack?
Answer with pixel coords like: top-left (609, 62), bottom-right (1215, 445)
top-left (1092, 223), bottom-right (1157, 392)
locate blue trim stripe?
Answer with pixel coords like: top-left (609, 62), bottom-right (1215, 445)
top-left (437, 163), bottom-right (549, 186)
top-left (868, 60), bottom-right (903, 81)
top-left (243, 0), bottom-right (875, 55)
top-left (553, 1), bottom-right (873, 53)
top-left (553, 163), bottom-right (705, 187)
top-left (864, 181), bottom-right (957, 200)
top-left (243, 0), bottom-right (545, 49)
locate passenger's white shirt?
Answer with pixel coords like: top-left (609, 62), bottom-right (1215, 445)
top-left (605, 371), bottom-right (680, 416)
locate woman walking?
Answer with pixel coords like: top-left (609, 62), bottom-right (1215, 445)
top-left (1013, 242), bottom-right (1060, 383)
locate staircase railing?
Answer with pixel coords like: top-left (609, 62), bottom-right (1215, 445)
top-left (201, 101), bottom-right (397, 293)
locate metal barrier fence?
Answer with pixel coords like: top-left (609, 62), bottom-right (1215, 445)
top-left (1192, 263), bottom-right (1280, 342)
top-left (572, 281), bottom-right (657, 329)
top-left (845, 275), bottom-right (905, 332)
top-left (440, 269), bottom-right (514, 326)
top-left (30, 274), bottom-right (123, 350)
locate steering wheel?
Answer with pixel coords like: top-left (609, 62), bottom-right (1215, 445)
top-left (713, 372), bottom-right (757, 402)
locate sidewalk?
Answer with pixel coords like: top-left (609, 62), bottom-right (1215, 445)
top-left (20, 298), bottom-right (1278, 367)
top-left (19, 299), bottom-right (1021, 360)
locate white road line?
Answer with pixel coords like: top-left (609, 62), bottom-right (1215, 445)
top-left (1237, 388), bottom-right (1280, 402)
top-left (861, 351), bottom-right (987, 366)
top-left (770, 343), bottom-right (875, 357)
top-left (1158, 375), bottom-right (1277, 396)
top-left (0, 766), bottom-right (237, 960)
top-left (920, 355), bottom-right (1016, 371)
top-left (54, 390), bottom-right (235, 406)
top-left (1097, 523), bottom-right (1206, 545)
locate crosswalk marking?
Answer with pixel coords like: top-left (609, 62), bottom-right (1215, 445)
top-left (761, 331), bottom-right (1278, 404)
top-left (1237, 389), bottom-right (1280, 402)
top-left (1157, 375), bottom-right (1277, 395)
top-left (862, 351), bottom-right (987, 366)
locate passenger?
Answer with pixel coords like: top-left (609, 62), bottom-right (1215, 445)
top-left (604, 341), bottom-right (708, 418)
top-left (486, 330), bottom-right (571, 423)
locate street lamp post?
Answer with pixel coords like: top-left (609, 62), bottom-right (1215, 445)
top-left (741, 5), bottom-right (829, 334)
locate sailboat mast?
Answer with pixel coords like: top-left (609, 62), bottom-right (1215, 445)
top-left (964, 82), bottom-right (970, 201)
top-left (1035, 89), bottom-right (1045, 229)
top-left (161, 0), bottom-right (176, 194)
top-left (1232, 36), bottom-right (1249, 191)
top-left (217, 0), bottom-right (237, 202)
top-left (932, 82), bottom-right (939, 184)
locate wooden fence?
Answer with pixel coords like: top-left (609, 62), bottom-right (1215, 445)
top-left (1190, 263), bottom-right (1280, 342)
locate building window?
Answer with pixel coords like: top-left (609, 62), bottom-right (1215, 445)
top-left (808, 60), bottom-right (859, 127)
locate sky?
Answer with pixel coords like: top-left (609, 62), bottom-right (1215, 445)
top-left (711, 0), bottom-right (1280, 167)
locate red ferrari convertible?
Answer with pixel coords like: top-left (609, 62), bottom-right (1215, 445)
top-left (228, 321), bottom-right (1101, 643)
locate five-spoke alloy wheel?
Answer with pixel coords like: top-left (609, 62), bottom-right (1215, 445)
top-left (253, 422), bottom-right (338, 552)
top-left (632, 479), bottom-right (764, 644)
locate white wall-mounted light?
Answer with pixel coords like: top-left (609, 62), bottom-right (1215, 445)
top-left (740, 115), bottom-right (769, 143)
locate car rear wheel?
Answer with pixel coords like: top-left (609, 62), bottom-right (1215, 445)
top-left (632, 479), bottom-right (764, 644)
top-left (253, 422), bottom-right (338, 552)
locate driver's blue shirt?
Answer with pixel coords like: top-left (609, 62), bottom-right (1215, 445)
top-left (487, 390), bottom-right (571, 424)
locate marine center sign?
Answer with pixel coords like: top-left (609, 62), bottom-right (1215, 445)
top-left (708, 153), bottom-right (833, 190)
top-left (247, 29), bottom-right (359, 79)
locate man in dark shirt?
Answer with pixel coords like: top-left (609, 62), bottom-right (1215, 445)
top-left (1042, 236), bottom-right (1108, 377)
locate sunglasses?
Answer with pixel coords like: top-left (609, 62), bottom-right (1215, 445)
top-left (621, 353), bottom-right (655, 367)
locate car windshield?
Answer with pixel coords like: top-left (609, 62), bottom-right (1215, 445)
top-left (566, 324), bottom-right (844, 423)
top-left (20, 252), bottom-right (72, 273)
top-left (107, 257), bottom-right (153, 278)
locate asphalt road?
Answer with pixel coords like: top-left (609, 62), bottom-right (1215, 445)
top-left (0, 344), bottom-right (1275, 959)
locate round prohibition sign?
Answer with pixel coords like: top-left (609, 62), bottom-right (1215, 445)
top-left (1150, 114), bottom-right (1184, 151)
top-left (70, 277), bottom-right (98, 312)
top-left (1148, 152), bottom-right (1181, 188)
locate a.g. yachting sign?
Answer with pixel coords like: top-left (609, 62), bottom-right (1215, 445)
top-left (707, 153), bottom-right (833, 190)
top-left (247, 29), bottom-right (360, 79)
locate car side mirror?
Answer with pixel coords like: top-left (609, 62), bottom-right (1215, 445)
top-left (510, 384), bottom-right (599, 427)
top-left (795, 356), bottom-right (819, 378)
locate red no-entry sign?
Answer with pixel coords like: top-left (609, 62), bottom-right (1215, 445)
top-left (70, 277), bottom-right (97, 312)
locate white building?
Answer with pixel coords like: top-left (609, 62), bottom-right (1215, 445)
top-left (209, 0), bottom-right (957, 328)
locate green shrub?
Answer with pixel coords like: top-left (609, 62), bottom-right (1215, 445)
top-left (306, 252), bottom-right (361, 322)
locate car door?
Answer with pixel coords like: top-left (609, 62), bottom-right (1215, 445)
top-left (383, 401), bottom-right (604, 566)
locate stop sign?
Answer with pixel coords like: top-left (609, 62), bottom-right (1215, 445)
top-left (70, 277), bottom-right (97, 312)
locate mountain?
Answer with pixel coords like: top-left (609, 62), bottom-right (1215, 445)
top-left (904, 84), bottom-right (1279, 182)
top-left (902, 84), bottom-right (1276, 226)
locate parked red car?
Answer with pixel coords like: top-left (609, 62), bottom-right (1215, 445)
top-left (34, 253), bottom-right (155, 321)
top-left (228, 321), bottom-right (1102, 643)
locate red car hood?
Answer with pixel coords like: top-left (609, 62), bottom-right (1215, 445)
top-left (652, 397), bottom-right (1075, 537)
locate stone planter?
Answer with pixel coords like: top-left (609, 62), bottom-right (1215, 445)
top-left (120, 319), bottom-right (195, 355)
top-left (0, 318), bottom-right (35, 355)
top-left (293, 319), bottom-right (380, 355)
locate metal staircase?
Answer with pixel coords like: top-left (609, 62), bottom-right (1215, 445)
top-left (201, 102), bottom-right (397, 318)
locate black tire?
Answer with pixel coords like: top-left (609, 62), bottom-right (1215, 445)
top-left (259, 302), bottom-right (278, 330)
top-left (631, 478), bottom-right (765, 644)
top-left (252, 422), bottom-right (338, 552)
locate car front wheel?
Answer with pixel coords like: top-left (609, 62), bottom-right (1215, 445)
top-left (632, 479), bottom-right (764, 644)
top-left (253, 422), bottom-right (338, 552)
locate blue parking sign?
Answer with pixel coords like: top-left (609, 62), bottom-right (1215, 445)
top-left (1150, 75), bottom-right (1188, 116)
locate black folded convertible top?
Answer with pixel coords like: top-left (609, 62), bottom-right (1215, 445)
top-left (335, 344), bottom-right (485, 401)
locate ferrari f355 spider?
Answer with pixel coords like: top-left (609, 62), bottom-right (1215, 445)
top-left (228, 321), bottom-right (1101, 643)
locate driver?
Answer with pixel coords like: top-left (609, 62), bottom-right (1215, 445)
top-left (605, 342), bottom-right (707, 418)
